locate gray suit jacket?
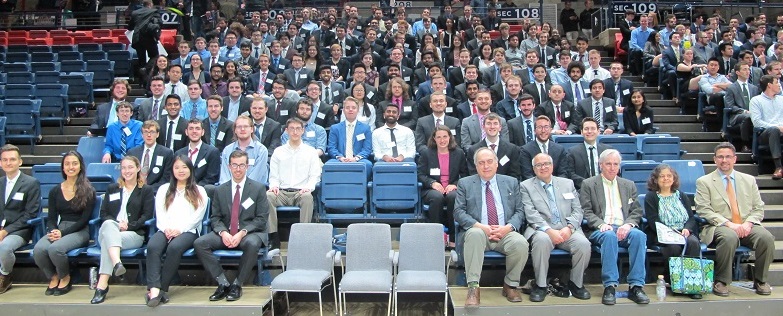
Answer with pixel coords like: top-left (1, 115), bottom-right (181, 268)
top-left (459, 114), bottom-right (509, 152)
top-left (136, 97), bottom-right (166, 121)
top-left (579, 175), bottom-right (643, 235)
top-left (724, 81), bottom-right (760, 126)
top-left (520, 176), bottom-right (583, 239)
top-left (576, 97), bottom-right (619, 132)
top-left (454, 174), bottom-right (526, 232)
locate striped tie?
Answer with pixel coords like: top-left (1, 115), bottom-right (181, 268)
top-left (120, 128), bottom-right (127, 156)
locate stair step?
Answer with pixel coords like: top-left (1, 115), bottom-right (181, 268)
top-left (763, 207), bottom-right (783, 220)
top-left (19, 155), bottom-right (70, 165)
top-left (647, 100), bottom-right (678, 107)
top-left (655, 115), bottom-right (699, 123)
top-left (682, 152), bottom-right (753, 163)
top-left (766, 262), bottom-right (783, 286)
top-left (13, 145), bottom-right (79, 156)
top-left (43, 126), bottom-right (89, 135)
top-left (761, 191), bottom-right (783, 208)
top-left (657, 123), bottom-right (710, 133)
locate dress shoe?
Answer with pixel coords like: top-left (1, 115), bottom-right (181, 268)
top-left (53, 280), bottom-right (72, 296)
top-left (568, 280), bottom-right (591, 300)
top-left (209, 284), bottom-right (231, 301)
top-left (147, 293), bottom-right (162, 307)
top-left (754, 281), bottom-right (772, 295)
top-left (464, 287), bottom-right (480, 307)
top-left (113, 262), bottom-right (126, 277)
top-left (91, 287), bottom-right (109, 304)
top-left (269, 233), bottom-right (281, 250)
top-left (226, 284), bottom-right (242, 301)
top-left (44, 286), bottom-right (56, 296)
top-left (741, 146), bottom-right (752, 153)
top-left (160, 292), bottom-right (170, 304)
top-left (713, 281), bottom-right (729, 296)
top-left (773, 168), bottom-right (783, 180)
top-left (690, 294), bottom-right (703, 299)
top-left (0, 275), bottom-right (10, 294)
top-left (602, 286), bottom-right (616, 305)
top-left (528, 286), bottom-right (547, 302)
top-left (502, 283), bottom-right (522, 302)
top-left (628, 286), bottom-right (650, 304)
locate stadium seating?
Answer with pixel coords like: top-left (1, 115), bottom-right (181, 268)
top-left (0, 99), bottom-right (41, 153)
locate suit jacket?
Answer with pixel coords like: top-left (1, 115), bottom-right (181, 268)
top-left (523, 82), bottom-right (552, 106)
top-left (453, 83), bottom-right (486, 105)
top-left (576, 97), bottom-right (619, 132)
top-left (379, 65), bottom-right (414, 84)
top-left (256, 118), bottom-right (282, 156)
top-left (534, 100), bottom-right (581, 134)
top-left (602, 78), bottom-right (634, 108)
top-left (320, 81), bottom-right (346, 106)
top-left (247, 70), bottom-right (275, 94)
top-left (156, 116), bottom-right (189, 152)
top-left (661, 46), bottom-right (684, 72)
top-left (520, 176), bottom-right (583, 238)
top-left (283, 68), bottom-right (315, 93)
top-left (268, 55), bottom-right (292, 73)
top-left (480, 65), bottom-right (500, 87)
top-left (453, 174), bottom-right (527, 232)
top-left (448, 66), bottom-right (466, 86)
top-left (323, 58), bottom-right (352, 81)
top-left (310, 29), bottom-right (336, 48)
top-left (331, 37), bottom-right (357, 58)
top-left (414, 115), bottom-right (461, 152)
top-left (264, 95), bottom-right (300, 123)
top-left (416, 94), bottom-right (458, 119)
top-left (378, 100), bottom-right (418, 130)
top-left (567, 142), bottom-right (611, 189)
top-left (136, 97), bottom-right (166, 121)
top-left (579, 175), bottom-right (643, 235)
top-left (221, 95), bottom-right (253, 119)
top-left (467, 139), bottom-right (521, 181)
top-left (90, 101), bottom-right (115, 130)
top-left (717, 57), bottom-right (738, 77)
top-left (412, 67), bottom-right (428, 89)
top-left (99, 183), bottom-right (154, 238)
top-left (618, 19), bottom-right (634, 50)
top-left (210, 178), bottom-right (268, 240)
top-left (0, 173), bottom-right (40, 241)
top-left (201, 117), bottom-right (235, 153)
top-left (128, 6), bottom-right (160, 45)
top-left (174, 143), bottom-right (221, 186)
top-left (417, 148), bottom-right (468, 189)
top-left (535, 46), bottom-right (557, 68)
top-left (520, 141), bottom-right (570, 181)
top-left (623, 107), bottom-right (655, 135)
top-left (326, 120), bottom-right (373, 159)
top-left (644, 190), bottom-right (699, 245)
top-left (127, 144), bottom-right (173, 191)
top-left (506, 115), bottom-right (535, 147)
top-left (563, 80), bottom-right (592, 105)
top-left (694, 170), bottom-right (765, 245)
top-left (724, 81), bottom-right (760, 126)
top-left (460, 114), bottom-right (510, 152)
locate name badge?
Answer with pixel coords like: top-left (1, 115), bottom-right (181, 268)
top-left (280, 110), bottom-right (289, 116)
top-left (604, 106), bottom-right (613, 113)
top-left (622, 89), bottom-right (630, 95)
top-left (197, 159), bottom-right (207, 168)
top-left (367, 91), bottom-right (375, 99)
top-left (242, 198), bottom-right (254, 209)
top-left (265, 78), bottom-right (273, 84)
top-left (217, 131), bottom-right (225, 141)
top-left (403, 106), bottom-right (412, 112)
top-left (332, 90), bottom-right (339, 97)
top-left (345, 45), bottom-right (351, 50)
top-left (404, 43), bottom-right (410, 48)
top-left (109, 192), bottom-right (120, 201)
top-left (430, 168), bottom-right (440, 176)
top-left (499, 155), bottom-right (509, 166)
top-left (316, 112), bottom-right (326, 119)
top-left (1, 219), bottom-right (5, 227)
top-left (278, 64), bottom-right (285, 70)
top-left (249, 158), bottom-right (256, 166)
top-left (583, 88), bottom-right (590, 95)
top-left (356, 25), bottom-right (362, 30)
top-left (156, 156), bottom-right (164, 166)
top-left (562, 192), bottom-right (575, 200)
top-left (306, 130), bottom-right (316, 137)
top-left (564, 111), bottom-right (570, 118)
top-left (123, 127), bottom-right (132, 136)
top-left (445, 107), bottom-right (453, 113)
top-left (241, 111), bottom-right (249, 117)
top-left (265, 42), bottom-right (271, 47)
top-left (628, 198), bottom-right (634, 205)
top-left (451, 129), bottom-right (456, 135)
top-left (356, 134), bottom-right (366, 141)
top-left (152, 166), bottom-right (160, 174)
top-left (173, 134), bottom-right (182, 140)
top-left (161, 109), bottom-right (168, 116)
top-left (547, 56), bottom-right (552, 60)
top-left (641, 117), bottom-right (651, 125)
top-left (296, 44), bottom-right (302, 49)
top-left (12, 192), bottom-right (23, 201)
top-left (299, 74), bottom-right (308, 79)
top-left (404, 76), bottom-right (411, 81)
top-left (184, 64), bottom-right (191, 69)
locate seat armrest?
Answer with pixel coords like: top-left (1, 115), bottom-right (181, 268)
top-left (392, 251), bottom-right (399, 265)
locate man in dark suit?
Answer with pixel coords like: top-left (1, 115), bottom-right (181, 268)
top-left (127, 121), bottom-right (173, 192)
top-left (221, 78), bottom-right (253, 122)
top-left (379, 48), bottom-right (414, 84)
top-left (268, 41), bottom-right (292, 74)
top-left (467, 113), bottom-right (521, 182)
top-left (202, 96), bottom-right (235, 153)
top-left (718, 42), bottom-right (739, 77)
top-left (283, 54), bottom-right (314, 96)
top-left (0, 144), bottom-right (41, 294)
top-left (89, 80), bottom-right (131, 135)
top-left (174, 119), bottom-right (221, 186)
top-left (128, 0), bottom-right (160, 65)
top-left (454, 147), bottom-right (528, 307)
top-left (506, 93), bottom-right (536, 147)
top-left (193, 150), bottom-right (268, 302)
top-left (414, 92), bottom-right (461, 152)
top-left (310, 19), bottom-right (336, 48)
top-left (333, 25), bottom-right (357, 57)
top-left (326, 97), bottom-right (374, 175)
top-left (579, 149), bottom-right (649, 306)
top-left (453, 67), bottom-right (485, 104)
top-left (660, 32), bottom-right (685, 99)
top-left (246, 55), bottom-right (275, 95)
top-left (563, 62), bottom-right (591, 105)
top-left (724, 62), bottom-right (760, 151)
top-left (520, 116), bottom-right (570, 181)
top-left (317, 66), bottom-right (347, 109)
top-left (522, 64), bottom-right (552, 106)
top-left (457, 5), bottom-right (474, 31)
top-left (567, 118), bottom-right (612, 189)
top-left (602, 63), bottom-right (634, 110)
top-left (447, 51), bottom-right (471, 86)
top-left (264, 79), bottom-right (300, 123)
top-left (157, 94), bottom-right (189, 152)
top-left (249, 97), bottom-right (282, 157)
top-left (618, 10), bottom-right (636, 52)
top-left (535, 84), bottom-right (581, 135)
top-left (576, 79), bottom-right (619, 134)
top-left (416, 74), bottom-right (457, 118)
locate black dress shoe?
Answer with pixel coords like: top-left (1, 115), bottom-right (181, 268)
top-left (160, 292), bottom-right (170, 304)
top-left (690, 294), bottom-right (703, 299)
top-left (53, 281), bottom-right (72, 296)
top-left (568, 281), bottom-right (591, 300)
top-left (628, 286), bottom-right (650, 304)
top-left (226, 284), bottom-right (242, 301)
top-left (147, 293), bottom-right (162, 307)
top-left (602, 286), bottom-right (616, 305)
top-left (529, 286), bottom-right (547, 302)
top-left (209, 284), bottom-right (231, 301)
top-left (91, 287), bottom-right (109, 304)
top-left (113, 263), bottom-right (126, 277)
top-left (45, 286), bottom-right (56, 296)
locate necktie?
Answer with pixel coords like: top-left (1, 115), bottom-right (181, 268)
top-left (593, 69), bottom-right (599, 76)
top-left (436, 118), bottom-right (441, 126)
top-left (541, 48), bottom-right (546, 62)
top-left (495, 67), bottom-right (501, 83)
top-left (259, 72), bottom-right (267, 92)
top-left (212, 57), bottom-right (217, 68)
top-left (594, 101), bottom-right (602, 129)
top-left (395, 98), bottom-right (403, 111)
top-left (254, 47), bottom-right (259, 58)
top-left (324, 85), bottom-right (332, 104)
top-left (255, 123), bottom-right (263, 139)
top-left (345, 123), bottom-right (354, 158)
top-left (230, 184), bottom-right (241, 235)
top-left (151, 99), bottom-right (159, 120)
top-left (295, 70), bottom-right (300, 85)
top-left (485, 181), bottom-right (498, 226)
top-left (575, 85), bottom-right (583, 102)
top-left (525, 119), bottom-right (533, 143)
top-left (141, 148), bottom-right (150, 181)
top-left (579, 54), bottom-right (584, 62)
top-left (489, 144), bottom-right (496, 152)
top-left (167, 121), bottom-right (174, 149)
top-left (742, 83), bottom-right (751, 106)
top-left (544, 183), bottom-right (561, 224)
top-left (389, 127), bottom-right (398, 157)
top-left (120, 126), bottom-right (127, 157)
top-left (171, 84), bottom-right (176, 95)
top-left (588, 146), bottom-right (596, 177)
top-left (190, 102), bottom-right (198, 119)
top-left (471, 103), bottom-right (478, 114)
top-left (273, 58), bottom-right (279, 69)
top-left (674, 49), bottom-right (680, 62)
top-left (725, 176), bottom-right (742, 224)
top-left (513, 99), bottom-right (519, 117)
top-left (725, 61), bottom-right (730, 75)
top-left (615, 83), bottom-right (622, 107)
top-left (189, 147), bottom-right (199, 162)
top-left (210, 124), bottom-right (217, 146)
top-left (539, 83), bottom-right (546, 104)
top-left (555, 104), bottom-right (566, 130)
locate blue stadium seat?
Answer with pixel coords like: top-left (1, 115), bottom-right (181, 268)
top-left (662, 160), bottom-right (705, 198)
top-left (31, 61), bottom-right (59, 72)
top-left (85, 205), bottom-right (155, 284)
top-left (3, 84), bottom-right (36, 99)
top-left (551, 134), bottom-right (585, 151)
top-left (6, 45), bottom-right (28, 54)
top-left (85, 60), bottom-right (115, 94)
top-left (33, 71), bottom-right (61, 84)
top-left (101, 42), bottom-right (125, 52)
top-left (31, 52), bottom-right (55, 63)
top-left (82, 50), bottom-right (108, 61)
top-left (318, 162), bottom-right (369, 222)
top-left (5, 72), bottom-right (34, 84)
top-left (0, 116), bottom-right (5, 147)
top-left (86, 163), bottom-right (121, 181)
top-left (28, 45), bottom-right (51, 53)
top-left (619, 161), bottom-right (660, 194)
top-left (637, 136), bottom-right (684, 161)
top-left (77, 136), bottom-right (105, 165)
top-left (57, 51), bottom-right (83, 62)
top-left (370, 162), bottom-right (420, 222)
top-left (0, 99), bottom-right (41, 153)
top-left (67, 195), bottom-right (103, 258)
top-left (107, 50), bottom-right (132, 78)
top-left (4, 62), bottom-right (30, 73)
top-left (61, 72), bottom-right (95, 108)
top-left (36, 83), bottom-right (70, 134)
top-left (77, 43), bottom-right (101, 53)
top-left (51, 45), bottom-right (75, 54)
top-left (32, 163), bottom-right (62, 209)
top-left (598, 135), bottom-right (639, 161)
top-left (4, 52), bottom-right (29, 63)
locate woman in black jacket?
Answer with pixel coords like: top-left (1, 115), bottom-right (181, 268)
top-left (623, 90), bottom-right (655, 135)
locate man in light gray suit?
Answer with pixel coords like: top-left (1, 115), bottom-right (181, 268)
top-left (579, 149), bottom-right (649, 306)
top-left (460, 90), bottom-right (509, 152)
top-left (521, 153), bottom-right (591, 302)
top-left (414, 92), bottom-right (461, 152)
top-left (136, 77), bottom-right (166, 121)
top-left (725, 62), bottom-right (760, 151)
top-left (455, 147), bottom-right (528, 307)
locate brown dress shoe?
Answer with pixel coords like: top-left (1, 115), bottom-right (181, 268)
top-left (502, 283), bottom-right (523, 302)
top-left (773, 168), bottom-right (783, 180)
top-left (713, 281), bottom-right (729, 297)
top-left (465, 287), bottom-right (480, 307)
top-left (0, 274), bottom-right (11, 294)
top-left (754, 281), bottom-right (772, 295)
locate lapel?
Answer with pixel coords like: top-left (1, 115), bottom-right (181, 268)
top-left (4, 175), bottom-right (23, 206)
top-left (497, 177), bottom-right (511, 221)
top-left (711, 170), bottom-right (731, 206)
top-left (532, 179), bottom-right (551, 209)
top-left (0, 177), bottom-right (7, 206)
top-left (595, 178), bottom-right (607, 215)
top-left (194, 144), bottom-right (207, 168)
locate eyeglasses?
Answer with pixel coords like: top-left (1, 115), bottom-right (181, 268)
top-left (533, 162), bottom-right (552, 169)
top-left (535, 126), bottom-right (551, 130)
top-left (287, 127), bottom-right (304, 132)
top-left (715, 155), bottom-right (735, 160)
top-left (142, 130), bottom-right (158, 135)
top-left (229, 163), bottom-right (248, 169)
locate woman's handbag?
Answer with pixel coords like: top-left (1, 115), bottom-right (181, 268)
top-left (668, 242), bottom-right (714, 294)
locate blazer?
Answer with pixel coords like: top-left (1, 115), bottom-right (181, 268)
top-left (378, 65), bottom-right (414, 84)
top-left (644, 190), bottom-right (699, 246)
top-left (453, 174), bottom-right (527, 232)
top-left (495, 97), bottom-right (520, 122)
top-left (520, 176), bottom-right (583, 239)
top-left (520, 141), bottom-right (570, 181)
top-left (563, 80), bottom-right (592, 105)
top-left (534, 100), bottom-right (581, 135)
top-left (623, 106), bottom-right (655, 135)
top-left (136, 97), bottom-right (166, 121)
top-left (247, 70), bottom-right (275, 95)
top-left (467, 139), bottom-right (522, 181)
top-left (320, 81), bottom-right (347, 105)
top-left (523, 82), bottom-right (552, 106)
top-left (567, 142), bottom-right (611, 189)
top-left (417, 148), bottom-right (469, 189)
top-left (283, 68), bottom-right (315, 93)
top-left (602, 78), bottom-right (634, 108)
top-left (480, 65), bottom-right (500, 87)
top-left (90, 101), bottom-right (114, 130)
top-left (99, 183), bottom-right (154, 238)
top-left (618, 19), bottom-right (634, 50)
top-left (412, 67), bottom-right (428, 89)
top-left (127, 144), bottom-right (173, 191)
top-left (378, 100), bottom-right (418, 130)
top-left (201, 117), bottom-right (235, 153)
top-left (576, 97), bottom-right (619, 132)
top-left (174, 143), bottom-right (221, 186)
top-left (268, 55), bottom-right (292, 73)
top-left (264, 95), bottom-right (300, 123)
top-left (694, 170), bottom-right (765, 245)
top-left (220, 95), bottom-right (253, 119)
top-left (661, 46), bottom-right (684, 72)
top-left (209, 178), bottom-right (268, 241)
top-left (579, 175), bottom-right (643, 235)
top-left (717, 57), bottom-right (738, 77)
top-left (724, 81), bottom-right (760, 126)
top-left (453, 83), bottom-right (486, 105)
top-left (414, 115), bottom-right (462, 153)
top-left (416, 94), bottom-right (458, 119)
top-left (310, 29), bottom-right (336, 48)
top-left (327, 120), bottom-right (373, 159)
top-left (535, 46), bottom-right (557, 68)
top-left (257, 118), bottom-right (282, 156)
top-left (0, 173), bottom-right (40, 241)
top-left (156, 116), bottom-right (189, 152)
top-left (448, 66), bottom-right (466, 86)
top-left (323, 58), bottom-right (352, 81)
top-left (459, 114), bottom-right (510, 152)
top-left (506, 115), bottom-right (536, 147)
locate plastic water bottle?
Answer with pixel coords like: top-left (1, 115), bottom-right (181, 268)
top-left (656, 275), bottom-right (667, 302)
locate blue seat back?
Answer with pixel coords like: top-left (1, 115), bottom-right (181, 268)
top-left (31, 62), bottom-right (58, 72)
top-left (371, 163), bottom-right (419, 218)
top-left (77, 136), bottom-right (106, 165)
top-left (85, 60), bottom-right (115, 89)
top-left (5, 52), bottom-right (29, 63)
top-left (661, 159), bottom-right (705, 196)
top-left (320, 162), bottom-right (368, 213)
top-left (31, 52), bottom-right (55, 63)
top-left (551, 134), bottom-right (585, 151)
top-left (3, 84), bottom-right (35, 99)
top-left (86, 163), bottom-right (121, 181)
top-left (57, 51), bottom-right (83, 62)
top-left (77, 43), bottom-right (102, 53)
top-left (619, 161), bottom-right (660, 193)
top-left (639, 136), bottom-right (681, 162)
top-left (0, 116), bottom-right (6, 146)
top-left (5, 72), bottom-right (34, 84)
top-left (4, 62), bottom-right (30, 73)
top-left (82, 50), bottom-right (107, 61)
top-left (0, 99), bottom-right (41, 139)
top-left (107, 50), bottom-right (132, 77)
top-left (36, 83), bottom-right (70, 118)
top-left (598, 135), bottom-right (638, 161)
top-left (60, 60), bottom-right (85, 73)
top-left (28, 46), bottom-right (51, 53)
top-left (6, 45), bottom-right (28, 54)
top-left (60, 72), bottom-right (94, 102)
top-left (101, 43), bottom-right (125, 52)
top-left (34, 71), bottom-right (61, 84)
top-left (51, 45), bottom-right (75, 54)
top-left (32, 163), bottom-right (63, 209)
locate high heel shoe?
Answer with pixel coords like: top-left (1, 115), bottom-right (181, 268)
top-left (91, 286), bottom-right (109, 304)
top-left (112, 262), bottom-right (126, 277)
top-left (53, 279), bottom-right (72, 296)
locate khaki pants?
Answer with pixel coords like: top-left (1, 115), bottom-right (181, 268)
top-left (711, 225), bottom-right (775, 284)
top-left (463, 227), bottom-right (528, 287)
top-left (266, 190), bottom-right (314, 233)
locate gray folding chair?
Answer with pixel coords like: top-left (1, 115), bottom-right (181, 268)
top-left (394, 223), bottom-right (452, 316)
top-left (269, 223), bottom-right (337, 316)
top-left (339, 223), bottom-right (393, 316)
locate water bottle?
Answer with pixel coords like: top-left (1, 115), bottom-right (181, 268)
top-left (656, 275), bottom-right (667, 302)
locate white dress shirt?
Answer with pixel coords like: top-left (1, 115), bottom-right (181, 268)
top-left (372, 123), bottom-right (416, 160)
top-left (269, 143), bottom-right (323, 191)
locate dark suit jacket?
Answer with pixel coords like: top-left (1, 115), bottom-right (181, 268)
top-left (563, 80), bottom-right (591, 105)
top-left (453, 174), bottom-right (527, 232)
top-left (576, 97), bottom-right (619, 132)
top-left (467, 139), bottom-right (522, 181)
top-left (643, 191), bottom-right (698, 246)
top-left (623, 106), bottom-right (655, 135)
top-left (448, 66), bottom-right (466, 86)
top-left (378, 100), bottom-right (418, 130)
top-left (156, 116), bottom-right (189, 152)
top-left (136, 97), bottom-right (166, 121)
top-left (220, 95), bottom-right (253, 119)
top-left (579, 175), bottom-right (643, 235)
top-left (495, 97), bottom-right (520, 122)
top-left (323, 58), bottom-right (352, 81)
top-left (717, 57), bottom-right (738, 77)
top-left (534, 100), bottom-right (581, 134)
top-left (416, 94), bottom-right (458, 119)
top-left (209, 178), bottom-right (268, 237)
top-left (603, 78), bottom-right (634, 108)
top-left (661, 46), bottom-right (684, 72)
top-left (265, 96), bottom-right (299, 123)
top-left (523, 82), bottom-right (552, 106)
top-left (506, 115), bottom-right (535, 147)
top-left (201, 117), bottom-right (235, 153)
top-left (283, 68), bottom-right (315, 93)
top-left (90, 101), bottom-right (115, 130)
top-left (247, 70), bottom-right (275, 94)
top-left (257, 118), bottom-right (282, 156)
top-left (379, 65), bottom-right (414, 84)
top-left (414, 115), bottom-right (461, 152)
top-left (126, 144), bottom-right (173, 192)
top-left (99, 183), bottom-right (154, 238)
top-left (519, 141), bottom-right (570, 181)
top-left (310, 29), bottom-right (336, 48)
top-left (618, 19), bottom-right (634, 50)
top-left (128, 6), bottom-right (160, 45)
top-left (0, 173), bottom-right (40, 241)
top-left (268, 55), bottom-right (292, 73)
top-left (174, 143), bottom-right (221, 186)
top-left (567, 142), bottom-right (611, 189)
top-left (417, 147), bottom-right (468, 189)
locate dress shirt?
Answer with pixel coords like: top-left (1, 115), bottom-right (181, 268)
top-left (281, 123), bottom-right (327, 153)
top-left (154, 183), bottom-right (208, 234)
top-left (269, 143), bottom-right (322, 191)
top-left (103, 120), bottom-right (144, 160)
top-left (486, 138), bottom-right (500, 154)
top-left (583, 141), bottom-right (599, 176)
top-left (698, 74), bottom-right (731, 94)
top-left (750, 93), bottom-right (783, 128)
top-left (219, 46), bottom-right (241, 60)
top-left (182, 98), bottom-right (208, 120)
top-left (219, 140), bottom-right (269, 185)
top-left (372, 124), bottom-right (416, 160)
top-left (4, 172), bottom-right (19, 202)
top-left (107, 101), bottom-right (119, 126)
top-left (118, 186), bottom-right (133, 223)
top-left (629, 27), bottom-right (651, 50)
top-left (537, 140), bottom-right (550, 154)
top-left (227, 96), bottom-right (242, 121)
top-left (480, 176), bottom-right (506, 226)
top-left (550, 68), bottom-right (569, 86)
top-left (601, 176), bottom-right (625, 226)
top-left (583, 67), bottom-right (611, 81)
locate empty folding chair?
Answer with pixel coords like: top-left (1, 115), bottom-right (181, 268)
top-left (370, 163), bottom-right (421, 222)
top-left (5, 72), bottom-right (34, 84)
top-left (51, 44), bottom-right (75, 54)
top-left (86, 60), bottom-right (115, 93)
top-left (319, 162), bottom-right (369, 222)
top-left (394, 223), bottom-right (450, 316)
top-left (32, 163), bottom-right (62, 209)
top-left (551, 134), bottom-right (585, 151)
top-left (3, 84), bottom-right (35, 99)
top-left (637, 136), bottom-right (684, 161)
top-left (86, 163), bottom-right (121, 181)
top-left (31, 52), bottom-right (56, 62)
top-left (107, 50), bottom-right (132, 78)
top-left (33, 71), bottom-right (61, 84)
top-left (0, 99), bottom-right (42, 153)
top-left (92, 29), bottom-right (112, 38)
top-left (51, 36), bottom-right (74, 45)
top-left (0, 116), bottom-right (5, 147)
top-left (28, 30), bottom-right (48, 39)
top-left (6, 37), bottom-right (26, 45)
top-left (36, 83), bottom-right (70, 134)
top-left (7, 30), bottom-right (27, 38)
top-left (6, 45), bottom-right (27, 54)
top-left (57, 51), bottom-right (82, 62)
top-left (619, 161), bottom-right (660, 194)
top-left (28, 45), bottom-right (50, 53)
top-left (77, 43), bottom-right (101, 52)
top-left (5, 52), bottom-right (29, 63)
top-left (61, 72), bottom-right (94, 108)
top-left (598, 135), bottom-right (638, 161)
top-left (101, 42), bottom-right (125, 52)
top-left (49, 30), bottom-right (69, 37)
top-left (339, 223), bottom-right (393, 316)
top-left (60, 59), bottom-right (85, 72)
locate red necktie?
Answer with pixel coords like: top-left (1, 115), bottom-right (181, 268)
top-left (556, 105), bottom-right (567, 130)
top-left (230, 184), bottom-right (241, 235)
top-left (189, 147), bottom-right (199, 161)
top-left (485, 182), bottom-right (498, 225)
top-left (471, 103), bottom-right (478, 114)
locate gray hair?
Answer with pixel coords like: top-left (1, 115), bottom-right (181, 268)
top-left (473, 147), bottom-right (498, 165)
top-left (532, 153), bottom-right (553, 166)
top-left (598, 149), bottom-right (622, 164)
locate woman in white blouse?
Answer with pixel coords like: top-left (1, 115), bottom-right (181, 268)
top-left (342, 83), bottom-right (376, 130)
top-left (145, 155), bottom-right (207, 307)
top-left (91, 156), bottom-right (154, 304)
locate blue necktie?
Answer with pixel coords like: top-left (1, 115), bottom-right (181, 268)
top-left (525, 119), bottom-right (533, 143)
top-left (120, 126), bottom-right (127, 157)
top-left (544, 183), bottom-right (562, 224)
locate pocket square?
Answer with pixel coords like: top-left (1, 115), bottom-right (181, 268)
top-left (628, 198), bottom-right (634, 204)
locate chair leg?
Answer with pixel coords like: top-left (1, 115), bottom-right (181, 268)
top-left (339, 292), bottom-right (345, 316)
top-left (393, 290), bottom-right (397, 316)
top-left (386, 291), bottom-right (392, 316)
top-left (285, 291), bottom-right (290, 311)
top-left (332, 276), bottom-right (338, 315)
top-left (318, 292), bottom-right (323, 316)
top-left (270, 290), bottom-right (276, 316)
top-left (443, 291), bottom-right (448, 316)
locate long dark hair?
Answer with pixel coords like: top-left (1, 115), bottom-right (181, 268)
top-left (349, 83), bottom-right (372, 117)
top-left (164, 155), bottom-right (203, 210)
top-left (60, 151), bottom-right (96, 210)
